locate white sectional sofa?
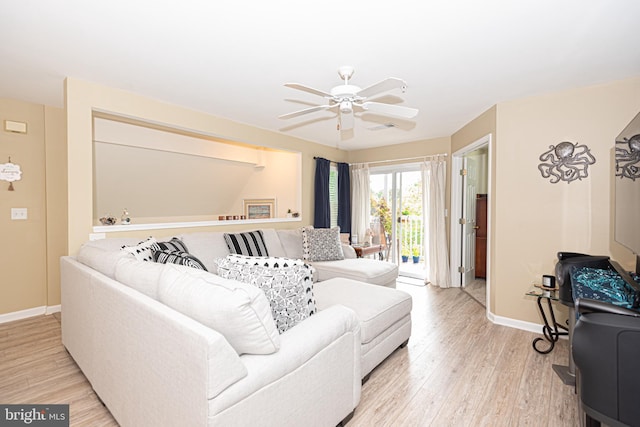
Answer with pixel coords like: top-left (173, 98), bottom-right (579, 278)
top-left (61, 228), bottom-right (411, 427)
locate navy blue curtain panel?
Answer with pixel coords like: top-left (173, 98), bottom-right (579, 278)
top-left (337, 162), bottom-right (351, 234)
top-left (313, 157), bottom-right (331, 228)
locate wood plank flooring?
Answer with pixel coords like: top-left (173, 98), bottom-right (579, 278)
top-left (0, 283), bottom-right (580, 426)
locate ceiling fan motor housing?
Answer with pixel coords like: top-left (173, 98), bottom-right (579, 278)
top-left (339, 101), bottom-right (353, 114)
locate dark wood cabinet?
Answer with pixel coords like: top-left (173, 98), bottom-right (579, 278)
top-left (475, 194), bottom-right (487, 279)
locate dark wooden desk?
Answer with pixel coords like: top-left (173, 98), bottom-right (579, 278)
top-left (353, 244), bottom-right (383, 260)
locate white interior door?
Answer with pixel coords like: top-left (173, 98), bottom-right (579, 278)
top-left (461, 156), bottom-right (478, 286)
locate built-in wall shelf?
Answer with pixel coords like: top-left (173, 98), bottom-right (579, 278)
top-left (93, 217), bottom-right (301, 233)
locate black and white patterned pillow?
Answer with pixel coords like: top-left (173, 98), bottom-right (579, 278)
top-left (226, 254), bottom-right (307, 269)
top-left (156, 237), bottom-right (189, 253)
top-left (153, 249), bottom-right (207, 271)
top-left (224, 230), bottom-right (269, 257)
top-left (121, 237), bottom-right (159, 262)
top-left (301, 226), bottom-right (344, 262)
top-left (217, 257), bottom-right (316, 333)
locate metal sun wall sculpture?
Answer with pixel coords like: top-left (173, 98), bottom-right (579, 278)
top-left (538, 141), bottom-right (596, 184)
top-left (615, 134), bottom-right (640, 181)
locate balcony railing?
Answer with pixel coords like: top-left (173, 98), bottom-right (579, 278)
top-left (398, 215), bottom-right (423, 260)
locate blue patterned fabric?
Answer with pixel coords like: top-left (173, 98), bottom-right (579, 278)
top-left (570, 266), bottom-right (640, 309)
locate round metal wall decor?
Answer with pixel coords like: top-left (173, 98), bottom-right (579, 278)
top-left (538, 141), bottom-right (596, 184)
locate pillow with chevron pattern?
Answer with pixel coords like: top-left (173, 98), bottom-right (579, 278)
top-left (152, 249), bottom-right (207, 271)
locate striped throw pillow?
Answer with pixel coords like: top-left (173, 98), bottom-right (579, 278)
top-left (223, 230), bottom-right (269, 257)
top-left (156, 237), bottom-right (189, 253)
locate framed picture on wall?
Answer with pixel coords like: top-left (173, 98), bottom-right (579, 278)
top-left (243, 198), bottom-right (276, 219)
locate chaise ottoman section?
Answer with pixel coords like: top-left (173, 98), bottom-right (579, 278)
top-left (310, 258), bottom-right (399, 288)
top-left (313, 277), bottom-right (412, 379)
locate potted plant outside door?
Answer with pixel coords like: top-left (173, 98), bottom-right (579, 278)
top-left (412, 246), bottom-right (420, 263)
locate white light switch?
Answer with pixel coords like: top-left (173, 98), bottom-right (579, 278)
top-left (11, 208), bottom-right (27, 220)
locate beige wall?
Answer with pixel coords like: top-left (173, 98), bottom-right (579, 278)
top-left (0, 99), bottom-right (66, 315)
top-left (66, 78), bottom-right (347, 254)
top-left (94, 142), bottom-right (300, 222)
top-left (4, 75), bottom-right (639, 329)
top-left (493, 76), bottom-right (640, 324)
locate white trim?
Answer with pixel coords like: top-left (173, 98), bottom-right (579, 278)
top-left (93, 216), bottom-right (301, 233)
top-left (1, 306), bottom-right (44, 324)
top-left (487, 311), bottom-right (568, 339)
top-left (450, 134), bottom-right (493, 312)
top-left (46, 305), bottom-right (61, 315)
top-left (0, 305), bottom-right (61, 323)
top-left (450, 134), bottom-right (492, 287)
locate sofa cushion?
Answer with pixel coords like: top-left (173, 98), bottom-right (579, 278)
top-left (152, 249), bottom-right (207, 271)
top-left (158, 265), bottom-right (280, 355)
top-left (114, 257), bottom-right (166, 299)
top-left (313, 277), bottom-right (412, 344)
top-left (224, 230), bottom-right (269, 257)
top-left (121, 237), bottom-right (159, 262)
top-left (301, 226), bottom-right (344, 262)
top-left (310, 259), bottom-right (399, 287)
top-left (76, 242), bottom-right (132, 279)
top-left (260, 228), bottom-right (288, 258)
top-left (277, 228), bottom-right (304, 260)
top-left (217, 257), bottom-right (316, 333)
top-left (178, 232), bottom-right (230, 273)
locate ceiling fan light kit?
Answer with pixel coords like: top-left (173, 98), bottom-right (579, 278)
top-left (279, 66), bottom-right (418, 133)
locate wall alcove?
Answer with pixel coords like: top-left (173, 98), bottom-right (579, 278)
top-left (92, 116), bottom-right (302, 232)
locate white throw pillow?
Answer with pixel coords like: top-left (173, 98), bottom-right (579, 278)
top-left (157, 265), bottom-right (280, 355)
top-left (121, 237), bottom-right (159, 262)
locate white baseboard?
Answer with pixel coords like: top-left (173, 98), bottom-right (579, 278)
top-left (46, 305), bottom-right (61, 315)
top-left (487, 310), bottom-right (567, 339)
top-left (488, 311), bottom-right (543, 334)
top-left (0, 305), bottom-right (60, 324)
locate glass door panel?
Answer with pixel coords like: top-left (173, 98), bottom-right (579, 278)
top-left (370, 167), bottom-right (425, 279)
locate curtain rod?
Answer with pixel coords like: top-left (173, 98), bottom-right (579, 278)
top-left (357, 153), bottom-right (448, 166)
top-left (313, 156), bottom-right (345, 164)
top-left (315, 153), bottom-right (447, 166)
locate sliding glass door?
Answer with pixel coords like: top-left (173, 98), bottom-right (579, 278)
top-left (370, 164), bottom-right (425, 279)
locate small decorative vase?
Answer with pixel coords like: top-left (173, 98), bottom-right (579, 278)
top-left (121, 209), bottom-right (131, 225)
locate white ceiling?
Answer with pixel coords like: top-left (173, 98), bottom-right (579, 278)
top-left (1, 0), bottom-right (639, 151)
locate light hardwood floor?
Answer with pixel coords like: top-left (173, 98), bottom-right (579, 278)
top-left (0, 283), bottom-right (580, 426)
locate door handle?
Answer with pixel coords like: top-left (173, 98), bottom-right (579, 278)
top-left (473, 226), bottom-right (480, 230)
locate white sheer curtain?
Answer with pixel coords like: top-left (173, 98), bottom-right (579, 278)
top-left (422, 159), bottom-right (451, 288)
top-left (350, 164), bottom-right (370, 244)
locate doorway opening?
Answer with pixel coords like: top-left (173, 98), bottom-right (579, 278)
top-left (450, 134), bottom-right (492, 309)
top-left (370, 164), bottom-right (425, 280)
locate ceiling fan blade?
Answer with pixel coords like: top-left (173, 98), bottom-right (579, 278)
top-left (340, 111), bottom-right (354, 131)
top-left (359, 102), bottom-right (418, 119)
top-left (284, 83), bottom-right (332, 98)
top-left (357, 78), bottom-right (407, 98)
top-left (279, 105), bottom-right (332, 120)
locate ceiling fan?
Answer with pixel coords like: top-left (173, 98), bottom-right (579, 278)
top-left (279, 66), bottom-right (418, 132)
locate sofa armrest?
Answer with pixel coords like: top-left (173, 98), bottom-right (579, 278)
top-left (342, 244), bottom-right (357, 259)
top-left (209, 305), bottom-right (362, 425)
top-left (61, 257), bottom-right (247, 427)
